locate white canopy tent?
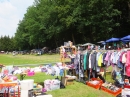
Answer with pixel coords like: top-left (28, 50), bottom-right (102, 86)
top-left (81, 43), bottom-right (95, 46)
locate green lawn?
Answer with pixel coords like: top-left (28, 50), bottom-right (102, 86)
top-left (0, 54), bottom-right (115, 97)
top-left (22, 72), bottom-right (114, 97)
top-left (0, 53), bottom-right (63, 65)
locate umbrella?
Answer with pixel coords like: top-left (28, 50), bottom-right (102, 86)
top-left (121, 40), bottom-right (130, 45)
top-left (102, 42), bottom-right (106, 45)
top-left (121, 39), bottom-right (130, 45)
top-left (97, 41), bottom-right (106, 45)
top-left (121, 35), bottom-right (130, 40)
top-left (121, 39), bottom-right (130, 42)
top-left (81, 43), bottom-right (94, 46)
top-left (97, 41), bottom-right (105, 43)
top-left (106, 38), bottom-right (120, 43)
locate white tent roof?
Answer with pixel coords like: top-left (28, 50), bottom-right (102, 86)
top-left (81, 43), bottom-right (95, 46)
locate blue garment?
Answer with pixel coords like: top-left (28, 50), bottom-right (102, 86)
top-left (113, 52), bottom-right (118, 64)
top-left (116, 71), bottom-right (124, 84)
top-left (75, 64), bottom-right (79, 75)
top-left (71, 58), bottom-right (74, 64)
top-left (117, 59), bottom-right (123, 69)
top-left (60, 69), bottom-right (64, 76)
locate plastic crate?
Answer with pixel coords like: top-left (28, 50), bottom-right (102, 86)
top-left (101, 86), bottom-right (122, 96)
top-left (86, 78), bottom-right (103, 89)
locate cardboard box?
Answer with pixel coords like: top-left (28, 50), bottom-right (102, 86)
top-left (61, 77), bottom-right (74, 86)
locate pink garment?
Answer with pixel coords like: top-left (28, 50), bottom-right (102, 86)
top-left (88, 45), bottom-right (91, 49)
top-left (109, 52), bottom-right (114, 67)
top-left (104, 51), bottom-right (112, 66)
top-left (104, 51), bottom-right (110, 61)
top-left (126, 51), bottom-right (130, 77)
top-left (27, 71), bottom-right (35, 76)
top-left (126, 51), bottom-right (130, 66)
top-left (126, 65), bottom-right (130, 77)
top-left (3, 69), bottom-right (9, 75)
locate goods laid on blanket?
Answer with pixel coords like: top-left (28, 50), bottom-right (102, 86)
top-left (0, 66), bottom-right (20, 97)
top-left (41, 62), bottom-right (76, 76)
top-left (0, 63), bottom-right (77, 97)
top-left (0, 65), bottom-right (53, 97)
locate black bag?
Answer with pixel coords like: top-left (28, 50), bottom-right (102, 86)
top-left (111, 70), bottom-right (116, 80)
top-left (60, 82), bottom-right (65, 89)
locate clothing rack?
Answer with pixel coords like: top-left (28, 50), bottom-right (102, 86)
top-left (75, 48), bottom-right (130, 83)
top-left (76, 50), bottom-right (107, 82)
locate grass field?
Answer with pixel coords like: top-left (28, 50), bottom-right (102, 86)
top-left (0, 53), bottom-right (64, 65)
top-left (0, 54), bottom-right (115, 97)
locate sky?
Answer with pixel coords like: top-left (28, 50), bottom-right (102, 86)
top-left (0, 0), bottom-right (34, 37)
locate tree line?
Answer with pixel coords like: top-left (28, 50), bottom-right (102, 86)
top-left (0, 36), bottom-right (15, 51)
top-left (1, 0), bottom-right (130, 51)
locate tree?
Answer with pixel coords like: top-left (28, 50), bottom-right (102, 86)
top-left (14, 0), bottom-right (128, 50)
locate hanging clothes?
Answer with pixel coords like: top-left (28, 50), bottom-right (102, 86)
top-left (126, 51), bottom-right (130, 77)
top-left (98, 53), bottom-right (103, 67)
top-left (83, 53), bottom-right (87, 70)
top-left (104, 51), bottom-right (111, 66)
top-left (126, 50), bottom-right (130, 66)
top-left (79, 54), bottom-right (84, 78)
top-left (90, 51), bottom-right (97, 70)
